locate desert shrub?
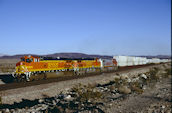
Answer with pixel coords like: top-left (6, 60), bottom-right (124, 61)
top-left (0, 66), bottom-right (10, 73)
top-left (0, 63), bottom-right (16, 73)
top-left (71, 83), bottom-right (103, 103)
top-left (114, 76), bottom-right (128, 88)
top-left (165, 68), bottom-right (171, 75)
top-left (144, 67), bottom-right (161, 88)
top-left (163, 68), bottom-right (171, 78)
top-left (0, 96), bottom-right (2, 105)
top-left (130, 81), bottom-right (143, 94)
top-left (44, 106), bottom-right (64, 113)
top-left (118, 85), bottom-right (131, 94)
top-left (1, 67), bottom-right (6, 73)
top-left (109, 85), bottom-right (116, 92)
top-left (148, 63), bottom-right (156, 65)
top-left (113, 76), bottom-right (132, 95)
top-left (162, 64), bottom-right (167, 68)
top-left (147, 67), bottom-right (160, 82)
top-left (114, 77), bottom-right (121, 88)
top-left (116, 73), bottom-right (120, 76)
top-left (71, 83), bottom-right (104, 112)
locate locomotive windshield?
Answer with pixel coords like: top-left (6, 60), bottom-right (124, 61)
top-left (21, 58), bottom-right (25, 62)
top-left (26, 58), bottom-right (33, 63)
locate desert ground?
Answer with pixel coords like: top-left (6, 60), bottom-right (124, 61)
top-left (0, 63), bottom-right (171, 113)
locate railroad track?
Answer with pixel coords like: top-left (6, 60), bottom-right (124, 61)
top-left (0, 64), bottom-right (157, 91)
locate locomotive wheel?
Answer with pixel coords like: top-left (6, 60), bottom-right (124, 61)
top-left (14, 76), bottom-right (21, 82)
top-left (33, 74), bottom-right (39, 80)
top-left (36, 74), bottom-right (42, 80)
top-left (43, 73), bottom-right (47, 79)
top-left (29, 74), bottom-right (35, 81)
top-left (34, 73), bottom-right (47, 80)
top-left (38, 74), bottom-right (42, 80)
top-left (74, 71), bottom-right (78, 76)
top-left (39, 73), bottom-right (45, 80)
top-left (19, 74), bottom-right (27, 82)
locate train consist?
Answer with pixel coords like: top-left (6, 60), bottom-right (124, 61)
top-left (13, 55), bottom-right (170, 81)
top-left (113, 56), bottom-right (170, 66)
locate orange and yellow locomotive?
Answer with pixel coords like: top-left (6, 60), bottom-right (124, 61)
top-left (14, 55), bottom-right (104, 81)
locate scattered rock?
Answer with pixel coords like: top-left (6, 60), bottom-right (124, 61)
top-left (127, 78), bottom-right (131, 83)
top-left (5, 108), bottom-right (10, 113)
top-left (131, 85), bottom-right (143, 94)
top-left (38, 99), bottom-right (44, 103)
top-left (100, 80), bottom-right (109, 85)
top-left (52, 100), bottom-right (56, 105)
top-left (114, 76), bottom-right (120, 80)
top-left (120, 75), bottom-right (129, 80)
top-left (132, 77), bottom-right (139, 82)
top-left (109, 85), bottom-right (116, 91)
top-left (64, 95), bottom-right (72, 100)
top-left (161, 105), bottom-right (165, 109)
top-left (140, 73), bottom-right (147, 79)
top-left (118, 85), bottom-right (131, 94)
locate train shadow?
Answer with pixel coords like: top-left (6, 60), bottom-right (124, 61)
top-left (0, 74), bottom-right (14, 83)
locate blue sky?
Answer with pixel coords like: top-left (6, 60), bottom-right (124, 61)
top-left (0, 0), bottom-right (171, 56)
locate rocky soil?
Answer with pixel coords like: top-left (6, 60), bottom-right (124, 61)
top-left (0, 63), bottom-right (171, 113)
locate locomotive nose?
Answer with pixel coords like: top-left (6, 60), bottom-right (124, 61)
top-left (16, 61), bottom-right (25, 73)
top-left (16, 61), bottom-right (25, 66)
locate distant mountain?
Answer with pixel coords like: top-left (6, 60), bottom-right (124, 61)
top-left (45, 53), bottom-right (112, 59)
top-left (0, 53), bottom-right (112, 59)
top-left (0, 53), bottom-right (170, 59)
top-left (138, 55), bottom-right (171, 59)
top-left (0, 54), bottom-right (39, 59)
top-left (0, 54), bottom-right (7, 57)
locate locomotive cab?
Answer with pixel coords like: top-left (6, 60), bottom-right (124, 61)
top-left (15, 56), bottom-right (40, 74)
top-left (14, 55), bottom-right (41, 81)
top-left (20, 55), bottom-right (40, 63)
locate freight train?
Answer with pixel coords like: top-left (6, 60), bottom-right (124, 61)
top-left (13, 55), bottom-right (118, 81)
top-left (13, 55), bottom-right (170, 82)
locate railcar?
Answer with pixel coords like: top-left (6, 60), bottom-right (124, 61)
top-left (113, 56), bottom-right (171, 67)
top-left (99, 59), bottom-right (118, 71)
top-left (14, 55), bottom-right (117, 81)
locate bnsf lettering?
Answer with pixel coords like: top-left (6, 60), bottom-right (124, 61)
top-left (48, 63), bottom-right (58, 68)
